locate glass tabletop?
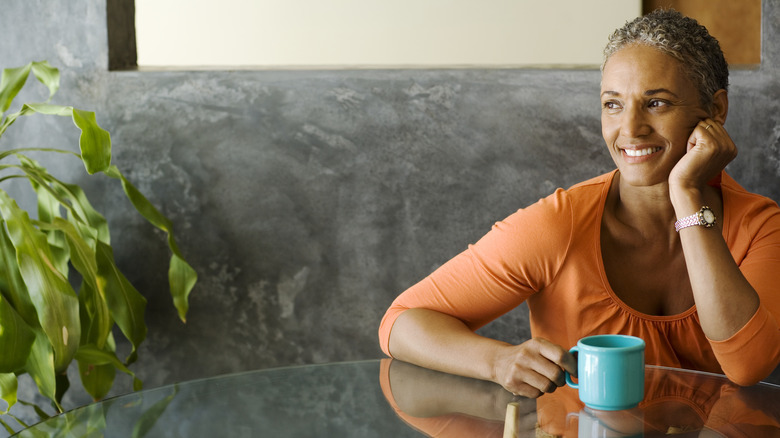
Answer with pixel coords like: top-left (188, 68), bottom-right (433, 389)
top-left (13, 359), bottom-right (780, 437)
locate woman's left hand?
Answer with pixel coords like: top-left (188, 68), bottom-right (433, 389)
top-left (668, 118), bottom-right (737, 192)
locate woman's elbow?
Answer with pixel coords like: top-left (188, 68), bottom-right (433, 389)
top-left (724, 363), bottom-right (779, 387)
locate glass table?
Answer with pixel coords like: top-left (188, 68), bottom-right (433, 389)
top-left (13, 359), bottom-right (780, 437)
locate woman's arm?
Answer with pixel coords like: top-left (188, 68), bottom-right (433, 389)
top-left (670, 111), bottom-right (780, 384)
top-left (669, 115), bottom-right (756, 340)
top-left (380, 188), bottom-right (579, 395)
top-left (388, 308), bottom-right (576, 398)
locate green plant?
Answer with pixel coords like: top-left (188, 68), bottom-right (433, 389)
top-left (0, 61), bottom-right (197, 426)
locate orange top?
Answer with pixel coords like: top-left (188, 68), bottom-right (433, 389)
top-left (379, 170), bottom-right (780, 385)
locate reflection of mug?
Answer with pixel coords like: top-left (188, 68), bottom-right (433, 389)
top-left (565, 335), bottom-right (645, 411)
top-left (569, 407), bottom-right (645, 438)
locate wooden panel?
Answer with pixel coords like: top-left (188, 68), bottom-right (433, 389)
top-left (643, 0), bottom-right (761, 65)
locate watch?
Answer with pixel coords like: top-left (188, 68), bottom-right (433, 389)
top-left (675, 206), bottom-right (717, 232)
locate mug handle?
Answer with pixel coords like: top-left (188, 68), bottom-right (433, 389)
top-left (565, 346), bottom-right (578, 388)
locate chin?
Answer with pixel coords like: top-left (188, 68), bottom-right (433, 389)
top-left (617, 169), bottom-right (670, 188)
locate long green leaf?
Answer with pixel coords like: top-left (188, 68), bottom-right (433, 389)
top-left (71, 109), bottom-right (111, 175)
top-left (76, 281), bottom-right (116, 401)
top-left (0, 189), bottom-right (80, 374)
top-left (0, 63), bottom-right (31, 115)
top-left (30, 61), bottom-right (59, 100)
top-left (169, 254), bottom-right (197, 323)
top-left (105, 166), bottom-right (197, 322)
top-left (0, 294), bottom-right (35, 373)
top-left (0, 373), bottom-right (18, 414)
top-left (18, 155), bottom-right (71, 277)
top-left (0, 222), bottom-right (35, 322)
top-left (75, 344), bottom-right (141, 391)
top-left (37, 218), bottom-right (112, 351)
top-left (78, 357), bottom-right (116, 402)
top-left (10, 158), bottom-right (108, 245)
top-left (22, 102), bottom-right (72, 117)
top-left (24, 328), bottom-right (58, 411)
top-left (96, 241), bottom-right (147, 364)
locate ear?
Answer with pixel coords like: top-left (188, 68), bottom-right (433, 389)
top-left (711, 89), bottom-right (728, 124)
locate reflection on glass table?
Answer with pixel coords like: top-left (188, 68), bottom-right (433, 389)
top-left (381, 359), bottom-right (780, 437)
top-left (13, 359), bottom-right (780, 437)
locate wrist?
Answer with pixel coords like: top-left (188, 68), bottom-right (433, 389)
top-left (669, 185), bottom-right (705, 217)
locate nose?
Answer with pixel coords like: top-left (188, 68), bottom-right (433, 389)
top-left (619, 104), bottom-right (650, 138)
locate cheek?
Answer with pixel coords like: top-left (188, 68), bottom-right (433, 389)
top-left (601, 116), bottom-right (618, 143)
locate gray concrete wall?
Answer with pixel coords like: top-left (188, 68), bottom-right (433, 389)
top-left (0, 0), bottom-right (778, 417)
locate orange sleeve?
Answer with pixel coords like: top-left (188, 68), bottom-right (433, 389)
top-left (378, 188), bottom-right (574, 356)
top-left (709, 305), bottom-right (780, 386)
top-left (712, 186), bottom-right (780, 385)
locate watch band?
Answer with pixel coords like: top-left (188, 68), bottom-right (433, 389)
top-left (675, 206), bottom-right (716, 232)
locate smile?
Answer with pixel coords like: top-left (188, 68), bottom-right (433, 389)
top-left (623, 147), bottom-right (661, 157)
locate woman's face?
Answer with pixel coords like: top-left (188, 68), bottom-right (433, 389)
top-left (600, 44), bottom-right (709, 187)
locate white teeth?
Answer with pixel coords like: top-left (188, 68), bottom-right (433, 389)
top-left (624, 147), bottom-right (661, 157)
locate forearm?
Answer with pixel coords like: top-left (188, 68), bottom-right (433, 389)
top-left (672, 189), bottom-right (760, 341)
top-left (387, 308), bottom-right (509, 384)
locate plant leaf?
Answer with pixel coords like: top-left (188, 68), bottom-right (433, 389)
top-left (0, 373), bottom-right (18, 414)
top-left (0, 293), bottom-right (35, 373)
top-left (0, 63), bottom-right (31, 115)
top-left (0, 221), bottom-right (35, 322)
top-left (77, 281), bottom-right (112, 350)
top-left (22, 102), bottom-right (73, 117)
top-left (78, 357), bottom-right (116, 402)
top-left (30, 61), bottom-right (59, 100)
top-left (105, 165), bottom-right (197, 322)
top-left (75, 344), bottom-right (142, 391)
top-left (95, 241), bottom-right (147, 364)
top-left (24, 328), bottom-right (58, 411)
top-left (71, 109), bottom-right (111, 175)
top-left (169, 253), bottom-right (197, 323)
top-left (11, 158), bottom-right (109, 245)
top-left (37, 218), bottom-right (114, 353)
top-left (0, 189), bottom-right (80, 374)
top-left (18, 155), bottom-right (71, 276)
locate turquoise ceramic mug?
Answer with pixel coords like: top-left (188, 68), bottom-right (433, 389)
top-left (565, 335), bottom-right (645, 411)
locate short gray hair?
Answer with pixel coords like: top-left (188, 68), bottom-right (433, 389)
top-left (602, 9), bottom-right (729, 111)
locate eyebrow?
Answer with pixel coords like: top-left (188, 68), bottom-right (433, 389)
top-left (601, 88), bottom-right (680, 99)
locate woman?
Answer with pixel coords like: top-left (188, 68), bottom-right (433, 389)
top-left (378, 9), bottom-right (780, 398)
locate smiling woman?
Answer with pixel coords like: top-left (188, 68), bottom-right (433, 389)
top-left (379, 8), bottom-right (780, 398)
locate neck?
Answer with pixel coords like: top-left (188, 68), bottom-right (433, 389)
top-left (610, 172), bottom-right (678, 236)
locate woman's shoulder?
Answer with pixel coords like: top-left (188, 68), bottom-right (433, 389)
top-left (721, 172), bottom-right (780, 243)
top-left (722, 172), bottom-right (780, 219)
top-left (507, 170), bottom-right (615, 232)
top-left (566, 169), bottom-right (618, 192)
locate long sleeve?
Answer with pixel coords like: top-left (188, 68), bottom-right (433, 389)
top-left (709, 175), bottom-right (780, 384)
top-left (378, 186), bottom-right (575, 356)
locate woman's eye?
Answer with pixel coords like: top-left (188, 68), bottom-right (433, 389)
top-left (603, 101), bottom-right (620, 110)
top-left (648, 100), bottom-right (668, 108)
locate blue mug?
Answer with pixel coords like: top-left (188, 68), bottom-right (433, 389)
top-left (565, 335), bottom-right (645, 411)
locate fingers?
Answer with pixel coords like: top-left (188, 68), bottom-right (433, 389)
top-left (690, 118), bottom-right (734, 155)
top-left (499, 338), bottom-right (575, 398)
top-left (673, 118), bottom-right (737, 189)
top-left (538, 338), bottom-right (577, 376)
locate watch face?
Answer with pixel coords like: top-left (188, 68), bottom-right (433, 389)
top-left (702, 208), bottom-right (716, 225)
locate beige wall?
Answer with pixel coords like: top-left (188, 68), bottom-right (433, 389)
top-left (136, 0), bottom-right (641, 68)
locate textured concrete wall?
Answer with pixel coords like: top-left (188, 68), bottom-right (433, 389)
top-left (0, 0), bottom-right (778, 417)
